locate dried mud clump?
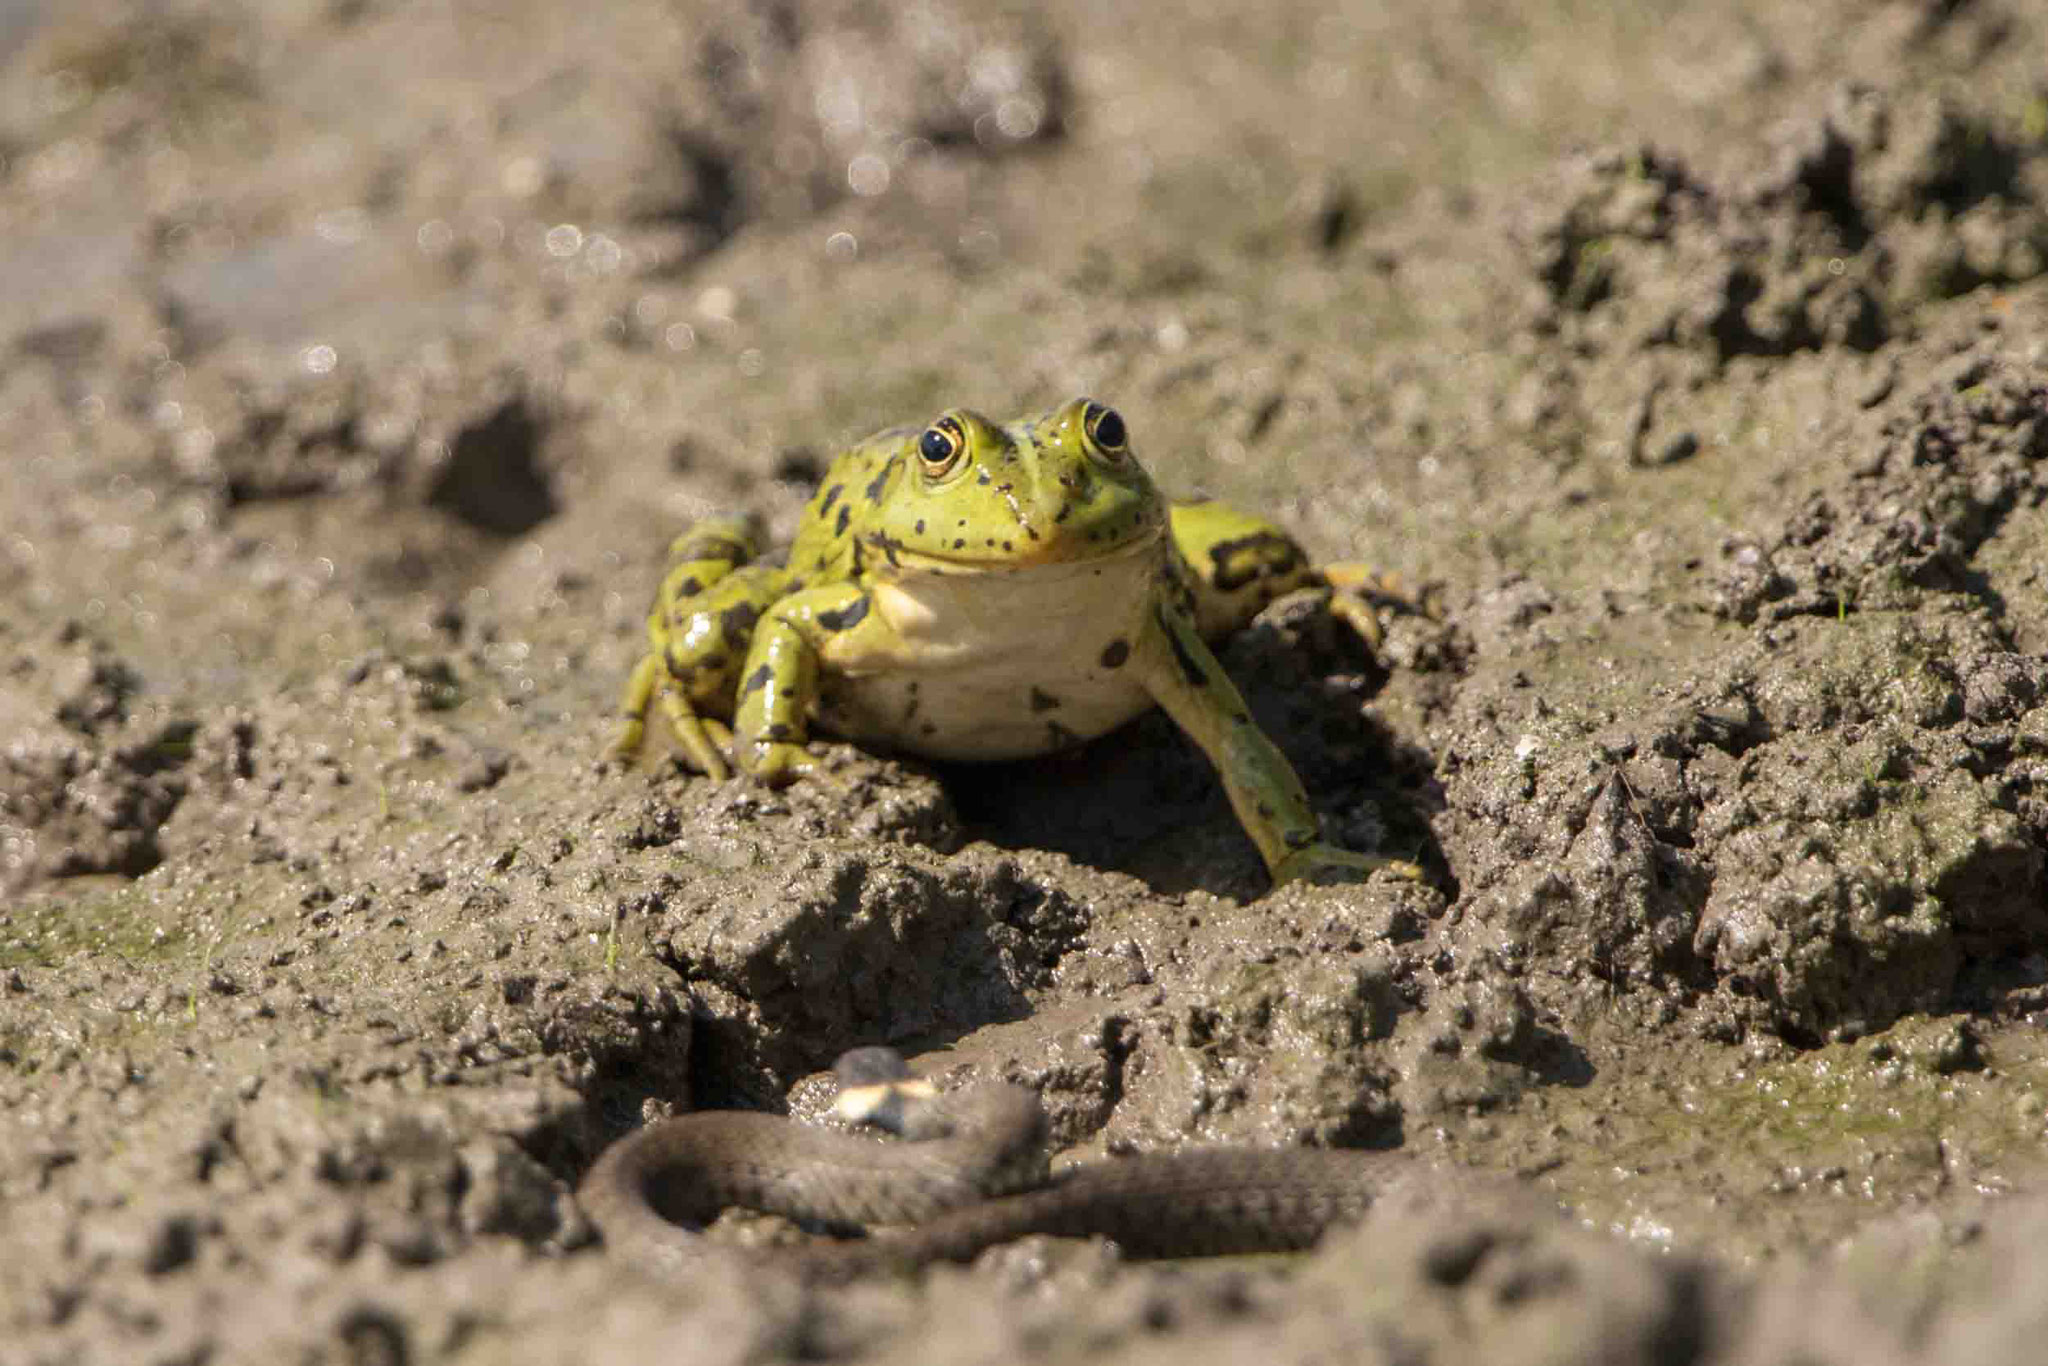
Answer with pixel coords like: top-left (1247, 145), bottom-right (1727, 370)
top-left (1690, 698), bottom-right (2042, 1039)
top-left (152, 367), bottom-right (400, 509)
top-left (1714, 349), bottom-right (2048, 622)
top-left (654, 848), bottom-right (1084, 1091)
top-left (1445, 337), bottom-right (2048, 1042)
top-left (1526, 86), bottom-right (2048, 364)
top-left (1689, 348), bottom-right (2048, 1039)
top-left (641, 0), bottom-right (1069, 264)
top-left (1167, 947), bottom-right (1408, 1146)
top-left (139, 360), bottom-right (566, 550)
top-left (1444, 83), bottom-right (2048, 1044)
top-left (1, 634), bottom-right (193, 891)
top-left (1790, 85), bottom-right (2048, 303)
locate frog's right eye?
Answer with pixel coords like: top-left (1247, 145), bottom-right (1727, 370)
top-left (917, 418), bottom-right (965, 475)
top-left (1082, 401), bottom-right (1127, 457)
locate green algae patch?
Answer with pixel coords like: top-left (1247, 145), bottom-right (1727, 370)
top-left (1451, 1018), bottom-right (2048, 1270)
top-left (0, 880), bottom-right (193, 970)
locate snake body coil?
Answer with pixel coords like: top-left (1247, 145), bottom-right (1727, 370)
top-left (577, 1071), bottom-right (1393, 1282)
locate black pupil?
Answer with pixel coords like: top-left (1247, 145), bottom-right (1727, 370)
top-left (1091, 407), bottom-right (1126, 449)
top-left (919, 427), bottom-right (954, 464)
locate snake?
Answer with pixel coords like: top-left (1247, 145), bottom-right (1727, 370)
top-left (575, 1047), bottom-right (1399, 1283)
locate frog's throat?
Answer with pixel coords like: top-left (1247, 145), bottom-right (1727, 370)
top-left (866, 523), bottom-right (1164, 576)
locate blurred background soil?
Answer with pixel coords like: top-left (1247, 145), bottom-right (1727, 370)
top-left (3, 0), bottom-right (2048, 1361)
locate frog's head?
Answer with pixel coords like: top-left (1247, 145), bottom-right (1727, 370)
top-left (867, 398), bottom-right (1167, 571)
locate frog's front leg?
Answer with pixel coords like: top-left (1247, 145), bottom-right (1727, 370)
top-left (729, 582), bottom-right (883, 784)
top-left (611, 517), bottom-right (772, 780)
top-left (1131, 599), bottom-right (1421, 886)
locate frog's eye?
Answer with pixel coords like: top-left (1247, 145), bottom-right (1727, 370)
top-left (1083, 401), bottom-right (1127, 459)
top-left (918, 418), bottom-right (965, 475)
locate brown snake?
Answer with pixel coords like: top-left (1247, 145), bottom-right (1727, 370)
top-left (576, 1048), bottom-right (1397, 1282)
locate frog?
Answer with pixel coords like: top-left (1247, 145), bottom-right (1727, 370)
top-left (610, 398), bottom-right (1423, 886)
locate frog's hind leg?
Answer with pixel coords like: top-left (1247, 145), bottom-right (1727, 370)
top-left (1167, 502), bottom-right (1434, 655)
top-left (1319, 563), bottom-right (1439, 654)
top-left (1167, 501), bottom-right (1323, 641)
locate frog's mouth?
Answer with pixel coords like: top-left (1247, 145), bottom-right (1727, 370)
top-left (862, 522), bottom-right (1164, 576)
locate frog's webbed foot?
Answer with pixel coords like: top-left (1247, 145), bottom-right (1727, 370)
top-left (605, 718), bottom-right (649, 770)
top-left (737, 738), bottom-right (848, 792)
top-left (651, 694), bottom-right (732, 782)
top-left (1271, 842), bottom-right (1425, 886)
top-left (607, 654), bottom-right (740, 781)
top-left (1320, 564), bottom-right (1442, 656)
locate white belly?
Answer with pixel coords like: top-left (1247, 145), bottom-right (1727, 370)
top-left (816, 549), bottom-right (1160, 761)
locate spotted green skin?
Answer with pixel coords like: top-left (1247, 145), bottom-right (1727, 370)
top-left (612, 398), bottom-right (1419, 886)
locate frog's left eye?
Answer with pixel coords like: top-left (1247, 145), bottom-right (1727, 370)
top-left (1083, 402), bottom-right (1127, 458)
top-left (918, 418), bottom-right (965, 475)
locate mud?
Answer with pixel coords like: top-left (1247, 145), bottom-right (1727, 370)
top-left (4, 0), bottom-right (2048, 1362)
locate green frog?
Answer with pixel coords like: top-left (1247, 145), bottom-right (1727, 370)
top-left (611, 398), bottom-right (1421, 886)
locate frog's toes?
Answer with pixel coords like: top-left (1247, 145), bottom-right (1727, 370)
top-left (654, 699), bottom-right (735, 781)
top-left (739, 739), bottom-right (826, 788)
top-left (1322, 565), bottom-right (1448, 658)
top-left (1272, 842), bottom-right (1425, 887)
top-left (1323, 563), bottom-right (1402, 599)
top-left (698, 717), bottom-right (736, 761)
top-left (1325, 594), bottom-right (1388, 655)
top-left (605, 717), bottom-right (650, 768)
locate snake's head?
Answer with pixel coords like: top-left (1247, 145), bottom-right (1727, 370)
top-left (831, 1046), bottom-right (946, 1138)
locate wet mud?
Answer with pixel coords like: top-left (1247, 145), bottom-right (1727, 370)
top-left (4, 0), bottom-right (2048, 1361)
